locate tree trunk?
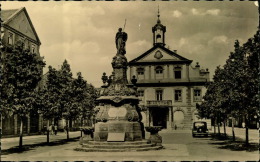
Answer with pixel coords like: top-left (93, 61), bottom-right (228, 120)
top-left (223, 119), bottom-right (227, 139)
top-left (47, 119), bottom-right (50, 143)
top-left (213, 118), bottom-right (216, 135)
top-left (232, 117), bottom-right (235, 141)
top-left (245, 115), bottom-right (249, 146)
top-left (19, 118), bottom-right (23, 149)
top-left (66, 120), bottom-right (69, 140)
top-left (80, 118), bottom-right (83, 137)
top-left (217, 116), bottom-right (220, 136)
top-left (217, 123), bottom-right (220, 136)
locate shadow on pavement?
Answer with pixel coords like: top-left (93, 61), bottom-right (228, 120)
top-left (208, 133), bottom-right (258, 152)
top-left (1, 137), bottom-right (80, 155)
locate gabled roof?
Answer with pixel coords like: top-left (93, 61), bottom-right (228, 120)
top-left (129, 44), bottom-right (192, 65)
top-left (2, 9), bottom-right (19, 22)
top-left (2, 7), bottom-right (41, 45)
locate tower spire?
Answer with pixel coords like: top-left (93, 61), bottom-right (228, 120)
top-left (152, 5), bottom-right (166, 46)
top-left (157, 5), bottom-right (161, 23)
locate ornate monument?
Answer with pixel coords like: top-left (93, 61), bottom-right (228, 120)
top-left (95, 28), bottom-right (142, 142)
top-left (76, 27), bottom-right (163, 151)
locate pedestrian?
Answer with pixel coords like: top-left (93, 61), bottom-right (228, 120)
top-left (54, 125), bottom-right (58, 135)
top-left (64, 125), bottom-right (67, 134)
top-left (49, 125), bottom-right (53, 135)
top-left (242, 122), bottom-right (245, 128)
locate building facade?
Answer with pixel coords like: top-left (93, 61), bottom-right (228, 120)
top-left (1, 7), bottom-right (42, 136)
top-left (128, 12), bottom-right (210, 130)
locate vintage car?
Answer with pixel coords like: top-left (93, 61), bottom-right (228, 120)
top-left (192, 121), bottom-right (209, 137)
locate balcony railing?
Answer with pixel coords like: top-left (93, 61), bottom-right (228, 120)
top-left (146, 100), bottom-right (172, 107)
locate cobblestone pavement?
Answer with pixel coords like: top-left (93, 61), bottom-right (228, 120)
top-left (1, 129), bottom-right (258, 161)
top-left (209, 126), bottom-right (259, 143)
top-left (1, 131), bottom-right (81, 150)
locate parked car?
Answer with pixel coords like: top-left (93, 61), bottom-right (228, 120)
top-left (192, 121), bottom-right (209, 137)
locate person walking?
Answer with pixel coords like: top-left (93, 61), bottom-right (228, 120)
top-left (64, 125), bottom-right (67, 134)
top-left (49, 125), bottom-right (53, 135)
top-left (54, 125), bottom-right (58, 135)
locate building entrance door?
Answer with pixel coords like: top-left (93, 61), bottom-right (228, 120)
top-left (151, 108), bottom-right (167, 129)
top-left (173, 110), bottom-right (184, 129)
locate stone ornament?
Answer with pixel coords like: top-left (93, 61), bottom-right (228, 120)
top-left (154, 50), bottom-right (163, 59)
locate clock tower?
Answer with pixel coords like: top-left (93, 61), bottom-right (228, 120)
top-left (152, 7), bottom-right (166, 46)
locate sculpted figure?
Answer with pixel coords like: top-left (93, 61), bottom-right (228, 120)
top-left (115, 28), bottom-right (128, 55)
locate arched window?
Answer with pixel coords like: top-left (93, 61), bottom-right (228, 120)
top-left (155, 66), bottom-right (163, 74)
top-left (137, 67), bottom-right (145, 75)
top-left (136, 67), bottom-right (145, 80)
top-left (156, 34), bottom-right (162, 43)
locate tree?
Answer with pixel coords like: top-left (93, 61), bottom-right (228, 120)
top-left (69, 72), bottom-right (98, 129)
top-left (0, 41), bottom-right (45, 148)
top-left (35, 66), bottom-right (62, 143)
top-left (59, 60), bottom-right (74, 140)
top-left (85, 83), bottom-right (98, 126)
top-left (224, 31), bottom-right (259, 145)
top-left (199, 29), bottom-right (259, 144)
top-left (197, 66), bottom-right (231, 138)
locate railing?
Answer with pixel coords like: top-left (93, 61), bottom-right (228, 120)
top-left (146, 100), bottom-right (172, 107)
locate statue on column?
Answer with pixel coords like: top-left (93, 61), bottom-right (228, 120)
top-left (115, 27), bottom-right (128, 55)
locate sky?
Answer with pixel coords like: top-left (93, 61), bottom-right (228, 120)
top-left (2, 1), bottom-right (259, 87)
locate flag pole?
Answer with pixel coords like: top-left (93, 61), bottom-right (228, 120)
top-left (123, 19), bottom-right (127, 32)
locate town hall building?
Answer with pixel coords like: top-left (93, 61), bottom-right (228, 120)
top-left (128, 11), bottom-right (210, 130)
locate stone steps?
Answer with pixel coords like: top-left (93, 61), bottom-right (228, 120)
top-left (75, 140), bottom-right (164, 152)
top-left (75, 145), bottom-right (163, 152)
top-left (87, 140), bottom-right (149, 145)
top-left (82, 143), bottom-right (156, 149)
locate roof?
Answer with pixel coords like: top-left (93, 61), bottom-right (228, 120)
top-left (2, 7), bottom-right (41, 45)
top-left (1, 9), bottom-right (19, 22)
top-left (129, 44), bottom-right (192, 65)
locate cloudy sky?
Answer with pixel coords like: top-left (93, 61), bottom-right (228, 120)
top-left (2, 1), bottom-right (259, 87)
